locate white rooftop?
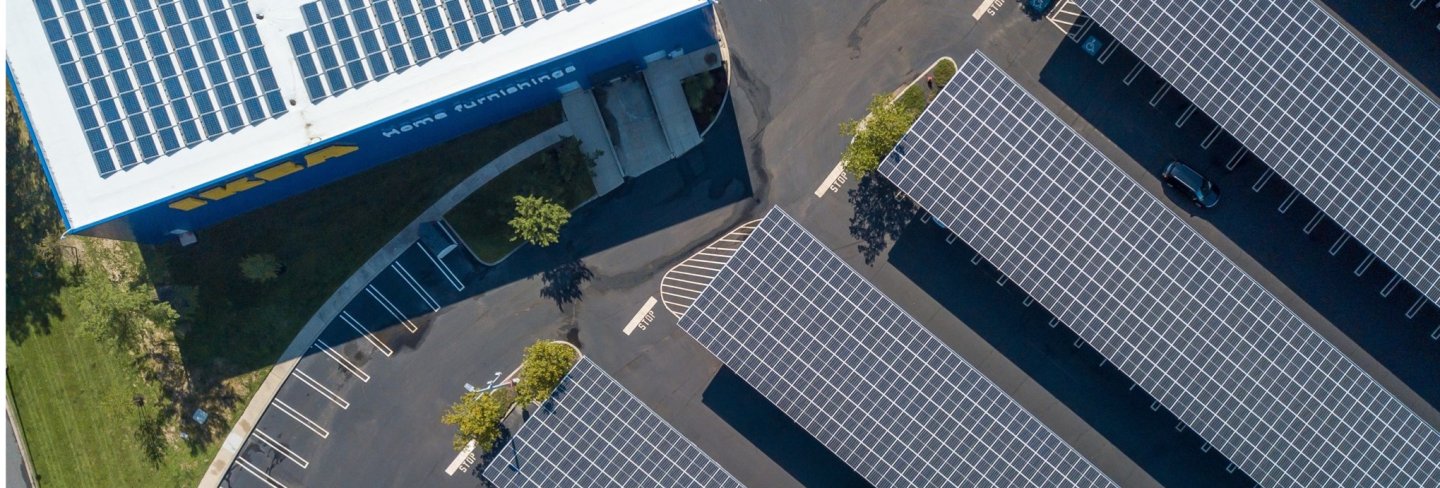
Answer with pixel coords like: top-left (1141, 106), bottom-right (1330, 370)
top-left (8, 0), bottom-right (706, 230)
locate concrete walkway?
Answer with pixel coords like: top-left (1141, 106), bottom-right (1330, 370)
top-left (645, 44), bottom-right (723, 158)
top-left (561, 89), bottom-right (625, 194)
top-left (198, 123), bottom-right (572, 488)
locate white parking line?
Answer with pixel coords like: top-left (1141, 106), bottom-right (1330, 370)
top-left (271, 399), bottom-right (330, 439)
top-left (340, 312), bottom-right (393, 357)
top-left (233, 457), bottom-right (289, 488)
top-left (312, 339), bottom-right (371, 382)
top-left (419, 245), bottom-right (463, 291)
top-left (366, 286), bottom-right (417, 333)
top-left (291, 369), bottom-right (350, 409)
top-left (392, 263), bottom-right (440, 311)
top-left (251, 429), bottom-right (310, 469)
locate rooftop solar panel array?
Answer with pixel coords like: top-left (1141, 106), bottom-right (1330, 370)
top-left (288, 0), bottom-right (591, 102)
top-left (483, 357), bottom-right (743, 488)
top-left (35, 0), bottom-right (287, 176)
top-left (879, 52), bottom-right (1440, 488)
top-left (1075, 0), bottom-right (1440, 307)
top-left (678, 208), bottom-right (1117, 488)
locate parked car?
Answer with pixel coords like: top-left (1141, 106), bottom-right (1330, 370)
top-left (1162, 160), bottom-right (1219, 208)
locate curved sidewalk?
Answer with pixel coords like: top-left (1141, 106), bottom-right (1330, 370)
top-left (198, 123), bottom-right (573, 488)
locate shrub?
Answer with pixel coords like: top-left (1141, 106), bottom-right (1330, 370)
top-left (515, 341), bottom-right (578, 405)
top-left (896, 85), bottom-right (928, 115)
top-left (933, 59), bottom-right (957, 90)
top-left (238, 254), bottom-right (282, 283)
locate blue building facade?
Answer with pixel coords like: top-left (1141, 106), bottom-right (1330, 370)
top-left (31, 3), bottom-right (715, 243)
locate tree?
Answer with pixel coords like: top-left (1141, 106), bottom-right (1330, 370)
top-left (71, 261), bottom-right (178, 351)
top-left (515, 341), bottom-right (578, 405)
top-left (239, 254), bottom-right (282, 283)
top-left (508, 195), bottom-right (570, 247)
top-left (840, 93), bottom-right (925, 177)
top-left (441, 387), bottom-right (514, 451)
top-left (932, 59), bottom-right (957, 91)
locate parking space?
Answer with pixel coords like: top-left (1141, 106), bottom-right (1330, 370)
top-left (220, 224), bottom-right (483, 488)
top-left (1036, 23), bottom-right (1440, 406)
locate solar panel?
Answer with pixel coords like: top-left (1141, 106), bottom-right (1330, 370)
top-left (292, 0), bottom-right (585, 102)
top-left (1074, 0), bottom-right (1440, 308)
top-left (34, 0), bottom-right (287, 176)
top-left (482, 357), bottom-right (743, 488)
top-left (678, 208), bottom-right (1117, 488)
top-left (879, 51), bottom-right (1440, 488)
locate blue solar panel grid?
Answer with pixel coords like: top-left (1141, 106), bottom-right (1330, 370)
top-left (34, 0), bottom-right (288, 176)
top-left (289, 0), bottom-right (593, 102)
top-left (679, 208), bottom-right (1117, 488)
top-left (483, 357), bottom-right (744, 488)
top-left (1076, 0), bottom-right (1440, 308)
top-left (879, 52), bottom-right (1440, 488)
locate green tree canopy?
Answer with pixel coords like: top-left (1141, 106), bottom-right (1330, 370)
top-left (508, 195), bottom-right (570, 247)
top-left (440, 387), bottom-right (514, 451)
top-left (71, 258), bottom-right (178, 351)
top-left (515, 341), bottom-right (578, 405)
top-left (239, 253), bottom-right (283, 283)
top-left (840, 92), bottom-right (926, 177)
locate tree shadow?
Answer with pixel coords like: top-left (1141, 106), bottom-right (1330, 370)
top-left (133, 406), bottom-right (169, 467)
top-left (539, 259), bottom-right (593, 310)
top-left (6, 88), bottom-right (70, 344)
top-left (847, 174), bottom-right (918, 265)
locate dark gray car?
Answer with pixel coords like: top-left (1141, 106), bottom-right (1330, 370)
top-left (1162, 161), bottom-right (1219, 208)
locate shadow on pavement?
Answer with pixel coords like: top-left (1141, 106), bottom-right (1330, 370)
top-left (847, 174), bottom-right (918, 265)
top-left (1038, 25), bottom-right (1440, 407)
top-left (701, 366), bottom-right (870, 488)
top-left (886, 218), bottom-right (1252, 488)
top-left (540, 259), bottom-right (594, 310)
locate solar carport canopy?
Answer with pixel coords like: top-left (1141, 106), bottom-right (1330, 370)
top-left (679, 208), bottom-right (1117, 488)
top-left (879, 52), bottom-right (1440, 488)
top-left (483, 357), bottom-right (743, 488)
top-left (1074, 0), bottom-right (1440, 307)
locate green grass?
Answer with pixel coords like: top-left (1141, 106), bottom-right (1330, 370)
top-left (7, 295), bottom-right (208, 487)
top-left (155, 103), bottom-right (564, 377)
top-left (7, 81), bottom-right (566, 487)
top-left (445, 137), bottom-right (597, 262)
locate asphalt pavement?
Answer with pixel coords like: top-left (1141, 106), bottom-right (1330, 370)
top-left (215, 0), bottom-right (1439, 486)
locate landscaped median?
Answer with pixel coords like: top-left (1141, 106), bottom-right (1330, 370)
top-left (839, 56), bottom-right (956, 177)
top-left (441, 340), bottom-right (580, 453)
top-left (442, 137), bottom-right (599, 263)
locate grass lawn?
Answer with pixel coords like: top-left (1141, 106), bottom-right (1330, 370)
top-left (7, 294), bottom-right (208, 487)
top-left (7, 81), bottom-right (564, 487)
top-left (444, 137), bottom-right (597, 262)
top-left (155, 103), bottom-right (563, 378)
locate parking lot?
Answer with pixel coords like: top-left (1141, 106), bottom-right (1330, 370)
top-left (221, 221), bottom-right (483, 488)
top-left (202, 2), bottom-right (1438, 487)
top-left (1036, 17), bottom-right (1440, 407)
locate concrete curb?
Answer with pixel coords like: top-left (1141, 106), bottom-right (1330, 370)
top-left (197, 123), bottom-right (573, 488)
top-left (6, 381), bottom-right (40, 488)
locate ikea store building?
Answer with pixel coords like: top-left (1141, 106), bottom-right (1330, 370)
top-left (9, 0), bottom-right (716, 242)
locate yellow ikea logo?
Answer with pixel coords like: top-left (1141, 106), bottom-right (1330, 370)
top-left (168, 144), bottom-right (358, 211)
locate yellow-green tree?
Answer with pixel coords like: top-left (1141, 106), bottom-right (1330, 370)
top-left (440, 387), bottom-right (514, 451)
top-left (840, 92), bottom-right (926, 177)
top-left (515, 341), bottom-right (578, 405)
top-left (508, 195), bottom-right (570, 247)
